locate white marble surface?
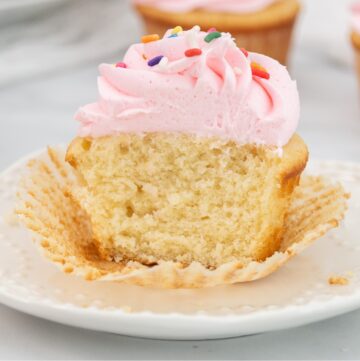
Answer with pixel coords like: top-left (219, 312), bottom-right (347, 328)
top-left (1, 0), bottom-right (360, 359)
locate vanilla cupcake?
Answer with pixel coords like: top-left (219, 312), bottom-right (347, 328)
top-left (65, 26), bottom-right (308, 269)
top-left (132, 0), bottom-right (301, 64)
top-left (351, 2), bottom-right (360, 85)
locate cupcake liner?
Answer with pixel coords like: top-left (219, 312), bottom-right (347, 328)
top-left (136, 2), bottom-right (299, 65)
top-left (231, 20), bottom-right (296, 65)
top-left (16, 147), bottom-right (349, 289)
top-left (140, 18), bottom-right (296, 65)
top-left (355, 46), bottom-right (360, 87)
top-left (352, 32), bottom-right (360, 86)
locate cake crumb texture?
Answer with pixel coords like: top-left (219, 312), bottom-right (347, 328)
top-left (66, 133), bottom-right (308, 268)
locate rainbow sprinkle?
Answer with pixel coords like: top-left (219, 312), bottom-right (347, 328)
top-left (148, 55), bottom-right (164, 67)
top-left (115, 62), bottom-right (127, 68)
top-left (207, 27), bottom-right (217, 33)
top-left (185, 48), bottom-right (202, 57)
top-left (251, 62), bottom-right (270, 79)
top-left (171, 26), bottom-right (183, 34)
top-left (141, 34), bottom-right (160, 43)
top-left (240, 48), bottom-right (249, 57)
top-left (168, 33), bottom-right (178, 38)
top-left (204, 31), bottom-right (221, 43)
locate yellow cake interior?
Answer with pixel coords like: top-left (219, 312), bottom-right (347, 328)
top-left (66, 133), bottom-right (308, 268)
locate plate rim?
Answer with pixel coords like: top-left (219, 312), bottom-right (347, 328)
top-left (1, 150), bottom-right (360, 338)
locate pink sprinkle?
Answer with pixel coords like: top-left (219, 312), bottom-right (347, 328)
top-left (116, 62), bottom-right (127, 68)
top-left (240, 48), bottom-right (249, 57)
top-left (207, 27), bottom-right (217, 33)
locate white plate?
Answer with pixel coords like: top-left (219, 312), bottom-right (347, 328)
top-left (0, 152), bottom-right (360, 340)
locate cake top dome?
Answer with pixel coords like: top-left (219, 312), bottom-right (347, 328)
top-left (75, 26), bottom-right (299, 147)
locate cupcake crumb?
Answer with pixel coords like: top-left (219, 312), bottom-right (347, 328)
top-left (328, 276), bottom-right (349, 286)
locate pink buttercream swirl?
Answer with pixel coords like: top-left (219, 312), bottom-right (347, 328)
top-left (133, 0), bottom-right (276, 13)
top-left (352, 2), bottom-right (360, 34)
top-left (75, 27), bottom-right (299, 147)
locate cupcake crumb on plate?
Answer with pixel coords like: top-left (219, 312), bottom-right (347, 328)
top-left (328, 276), bottom-right (349, 286)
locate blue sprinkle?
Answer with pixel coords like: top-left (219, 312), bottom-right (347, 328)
top-left (168, 34), bottom-right (178, 38)
top-left (148, 55), bottom-right (164, 67)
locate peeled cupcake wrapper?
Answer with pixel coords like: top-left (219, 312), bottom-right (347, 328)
top-left (16, 147), bottom-right (349, 289)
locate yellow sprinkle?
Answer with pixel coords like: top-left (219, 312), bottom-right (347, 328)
top-left (251, 62), bottom-right (267, 73)
top-left (141, 34), bottom-right (160, 43)
top-left (171, 26), bottom-right (183, 34)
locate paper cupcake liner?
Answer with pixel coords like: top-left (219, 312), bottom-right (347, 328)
top-left (16, 147), bottom-right (349, 289)
top-left (351, 32), bottom-right (360, 86)
top-left (355, 46), bottom-right (360, 87)
top-left (231, 20), bottom-right (296, 65)
top-left (138, 12), bottom-right (298, 65)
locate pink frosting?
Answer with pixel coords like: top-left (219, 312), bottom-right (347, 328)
top-left (352, 2), bottom-right (360, 34)
top-left (132, 0), bottom-right (276, 13)
top-left (75, 27), bottom-right (299, 147)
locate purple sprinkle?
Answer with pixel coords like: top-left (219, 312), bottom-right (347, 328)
top-left (148, 55), bottom-right (164, 67)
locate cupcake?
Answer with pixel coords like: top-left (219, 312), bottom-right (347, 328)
top-left (132, 0), bottom-right (301, 64)
top-left (351, 2), bottom-right (360, 85)
top-left (17, 27), bottom-right (349, 288)
top-left (66, 26), bottom-right (308, 269)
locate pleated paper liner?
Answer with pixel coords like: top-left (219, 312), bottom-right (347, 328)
top-left (141, 17), bottom-right (296, 65)
top-left (16, 147), bottom-right (349, 289)
top-left (135, 0), bottom-right (300, 65)
top-left (352, 32), bottom-right (360, 87)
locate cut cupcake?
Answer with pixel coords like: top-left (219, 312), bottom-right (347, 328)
top-left (17, 26), bottom-right (349, 288)
top-left (132, 0), bottom-right (301, 64)
top-left (66, 27), bottom-right (307, 267)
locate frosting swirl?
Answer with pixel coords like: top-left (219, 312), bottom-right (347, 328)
top-left (132, 0), bottom-right (276, 13)
top-left (75, 27), bottom-right (299, 147)
top-left (352, 2), bottom-right (360, 34)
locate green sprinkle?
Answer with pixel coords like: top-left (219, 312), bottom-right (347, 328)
top-left (204, 31), bottom-right (221, 43)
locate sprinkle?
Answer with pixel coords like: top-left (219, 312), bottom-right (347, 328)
top-left (251, 62), bottom-right (267, 72)
top-left (192, 25), bottom-right (201, 32)
top-left (204, 31), bottom-right (221, 43)
top-left (142, 54), bottom-right (147, 60)
top-left (158, 56), bottom-right (169, 69)
top-left (185, 48), bottom-right (202, 57)
top-left (141, 34), bottom-right (160, 43)
top-left (207, 27), bottom-right (217, 33)
top-left (186, 30), bottom-right (199, 48)
top-left (240, 48), bottom-right (249, 57)
top-left (168, 33), bottom-right (178, 38)
top-left (251, 62), bottom-right (270, 79)
top-left (233, 67), bottom-right (242, 75)
top-left (251, 68), bottom-right (270, 79)
top-left (171, 26), bottom-right (183, 34)
top-left (148, 55), bottom-right (164, 67)
top-left (115, 62), bottom-right (127, 68)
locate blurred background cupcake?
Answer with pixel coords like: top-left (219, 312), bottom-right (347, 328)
top-left (132, 0), bottom-right (301, 64)
top-left (351, 2), bottom-right (360, 84)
